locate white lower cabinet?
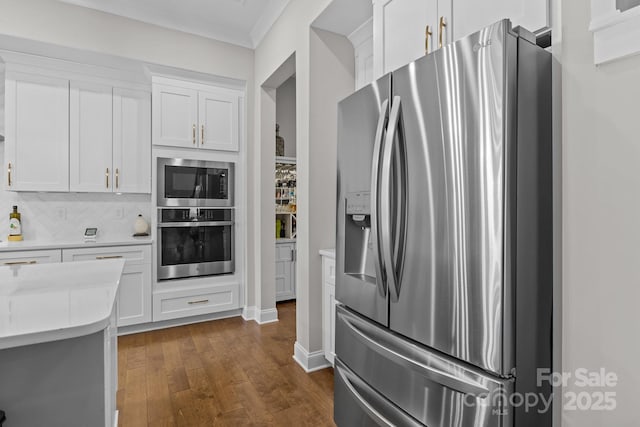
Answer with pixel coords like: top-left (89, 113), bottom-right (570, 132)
top-left (0, 249), bottom-right (62, 265)
top-left (153, 282), bottom-right (240, 322)
top-left (276, 241), bottom-right (296, 302)
top-left (62, 245), bottom-right (152, 327)
top-left (321, 253), bottom-right (337, 365)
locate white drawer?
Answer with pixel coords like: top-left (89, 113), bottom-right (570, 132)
top-left (0, 249), bottom-right (62, 265)
top-left (153, 282), bottom-right (240, 322)
top-left (323, 256), bottom-right (336, 285)
top-left (62, 245), bottom-right (151, 265)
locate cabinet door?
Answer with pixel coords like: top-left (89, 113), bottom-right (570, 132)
top-left (70, 81), bottom-right (113, 192)
top-left (374, 0), bottom-right (437, 75)
top-left (275, 243), bottom-right (295, 301)
top-left (113, 88), bottom-right (151, 194)
top-left (152, 84), bottom-right (197, 148)
top-left (118, 263), bottom-right (152, 326)
top-left (198, 89), bottom-right (239, 151)
top-left (449, 0), bottom-right (549, 41)
top-left (4, 72), bottom-right (69, 191)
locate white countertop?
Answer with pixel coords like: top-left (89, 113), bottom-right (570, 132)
top-left (0, 259), bottom-right (125, 350)
top-left (0, 236), bottom-right (152, 253)
top-left (319, 248), bottom-right (335, 258)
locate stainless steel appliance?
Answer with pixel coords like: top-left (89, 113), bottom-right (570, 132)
top-left (157, 158), bottom-right (234, 207)
top-left (157, 208), bottom-right (234, 280)
top-left (335, 20), bottom-right (553, 427)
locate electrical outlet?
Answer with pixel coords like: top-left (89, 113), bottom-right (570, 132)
top-left (55, 207), bottom-right (66, 220)
top-left (115, 207), bottom-right (125, 219)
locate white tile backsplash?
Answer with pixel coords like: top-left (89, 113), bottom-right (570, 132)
top-left (0, 146), bottom-right (151, 242)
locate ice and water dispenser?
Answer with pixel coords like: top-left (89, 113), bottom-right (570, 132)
top-left (343, 191), bottom-right (378, 284)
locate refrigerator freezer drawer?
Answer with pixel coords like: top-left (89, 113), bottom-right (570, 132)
top-left (334, 359), bottom-right (422, 427)
top-left (335, 305), bottom-right (513, 427)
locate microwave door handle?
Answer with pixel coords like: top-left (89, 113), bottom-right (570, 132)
top-left (370, 99), bottom-right (389, 298)
top-left (380, 96), bottom-right (403, 302)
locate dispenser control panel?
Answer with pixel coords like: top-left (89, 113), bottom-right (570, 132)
top-left (346, 192), bottom-right (371, 215)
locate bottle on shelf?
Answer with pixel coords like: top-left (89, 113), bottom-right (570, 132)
top-left (8, 205), bottom-right (23, 241)
top-left (276, 123), bottom-right (285, 156)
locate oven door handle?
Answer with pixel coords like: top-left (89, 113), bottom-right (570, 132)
top-left (157, 221), bottom-right (234, 228)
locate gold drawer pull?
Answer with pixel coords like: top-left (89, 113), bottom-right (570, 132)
top-left (7, 162), bottom-right (12, 187)
top-left (96, 255), bottom-right (123, 260)
top-left (188, 299), bottom-right (209, 305)
top-left (4, 260), bottom-right (37, 265)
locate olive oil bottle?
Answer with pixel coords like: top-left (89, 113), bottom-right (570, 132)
top-left (8, 205), bottom-right (23, 241)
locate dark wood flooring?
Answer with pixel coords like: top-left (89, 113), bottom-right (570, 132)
top-left (117, 301), bottom-right (336, 426)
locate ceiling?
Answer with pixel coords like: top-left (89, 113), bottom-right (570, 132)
top-left (57, 0), bottom-right (291, 49)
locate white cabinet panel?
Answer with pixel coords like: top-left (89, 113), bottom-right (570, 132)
top-left (378, 0), bottom-right (437, 74)
top-left (451, 0), bottom-right (549, 41)
top-left (70, 81), bottom-right (113, 192)
top-left (0, 249), bottom-right (62, 265)
top-left (117, 264), bottom-right (151, 327)
top-left (153, 283), bottom-right (240, 321)
top-left (63, 245), bottom-right (152, 326)
top-left (322, 255), bottom-right (337, 365)
top-left (113, 88), bottom-right (151, 194)
top-left (275, 242), bottom-right (296, 301)
top-left (152, 79), bottom-right (241, 152)
top-left (198, 90), bottom-right (239, 151)
top-left (4, 72), bottom-right (69, 191)
top-left (152, 84), bottom-right (197, 148)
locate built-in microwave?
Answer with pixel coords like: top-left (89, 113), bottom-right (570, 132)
top-left (157, 158), bottom-right (234, 207)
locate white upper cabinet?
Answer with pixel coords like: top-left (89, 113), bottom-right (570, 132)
top-left (152, 78), bottom-right (242, 152)
top-left (373, 0), bottom-right (550, 78)
top-left (70, 81), bottom-right (113, 192)
top-left (198, 89), bottom-right (239, 151)
top-left (69, 84), bottom-right (151, 194)
top-left (450, 0), bottom-right (549, 42)
top-left (113, 88), bottom-right (151, 194)
top-left (4, 72), bottom-right (69, 191)
top-left (375, 0), bottom-right (438, 75)
top-left (152, 84), bottom-right (197, 148)
top-left (349, 18), bottom-right (375, 90)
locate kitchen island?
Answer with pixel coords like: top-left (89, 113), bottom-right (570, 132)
top-left (0, 259), bottom-right (125, 427)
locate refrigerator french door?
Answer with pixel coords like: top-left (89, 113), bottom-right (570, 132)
top-left (335, 20), bottom-right (552, 427)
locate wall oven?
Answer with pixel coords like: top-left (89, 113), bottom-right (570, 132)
top-left (157, 208), bottom-right (234, 280)
top-left (158, 158), bottom-right (234, 207)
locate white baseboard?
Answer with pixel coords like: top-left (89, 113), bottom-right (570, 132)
top-left (293, 341), bottom-right (332, 373)
top-left (242, 306), bottom-right (279, 324)
top-left (242, 305), bottom-right (257, 321)
top-left (256, 308), bottom-right (279, 324)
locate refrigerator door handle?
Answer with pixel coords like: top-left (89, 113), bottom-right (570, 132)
top-left (380, 96), bottom-right (405, 302)
top-left (370, 99), bottom-right (389, 297)
top-left (339, 308), bottom-right (492, 396)
top-left (335, 359), bottom-right (422, 427)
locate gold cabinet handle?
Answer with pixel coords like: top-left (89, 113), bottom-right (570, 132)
top-left (425, 25), bottom-right (433, 54)
top-left (188, 299), bottom-right (209, 305)
top-left (192, 124), bottom-right (196, 145)
top-left (201, 125), bottom-right (204, 145)
top-left (115, 168), bottom-right (119, 189)
top-left (96, 255), bottom-right (123, 260)
top-left (7, 162), bottom-right (12, 187)
top-left (106, 168), bottom-right (110, 189)
top-left (4, 260), bottom-right (37, 265)
top-left (438, 16), bottom-right (447, 49)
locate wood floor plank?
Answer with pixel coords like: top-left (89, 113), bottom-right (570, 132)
top-left (118, 301), bottom-right (335, 426)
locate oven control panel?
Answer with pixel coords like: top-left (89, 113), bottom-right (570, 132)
top-left (158, 208), bottom-right (233, 223)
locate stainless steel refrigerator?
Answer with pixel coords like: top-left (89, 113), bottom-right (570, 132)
top-left (334, 20), bottom-right (552, 427)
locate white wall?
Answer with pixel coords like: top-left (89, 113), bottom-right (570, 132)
top-left (561, 2), bottom-right (640, 426)
top-left (276, 76), bottom-right (297, 158)
top-left (254, 0), bottom-right (357, 359)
